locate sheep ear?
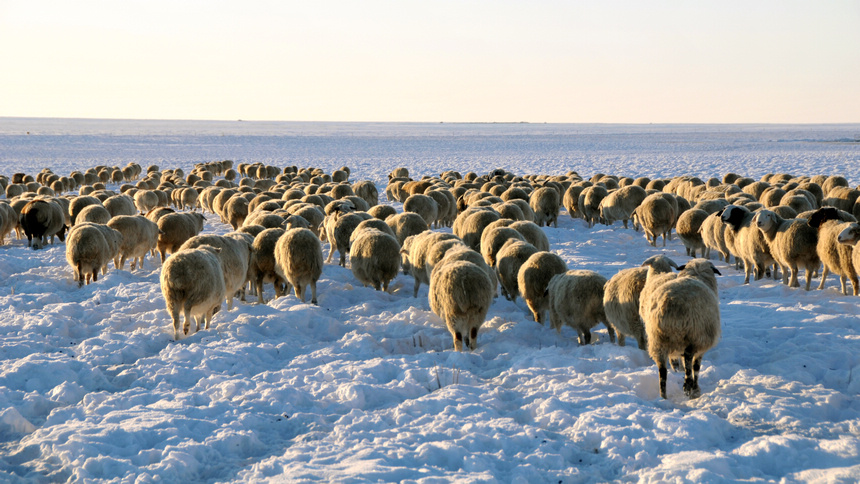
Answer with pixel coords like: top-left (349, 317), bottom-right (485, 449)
top-left (677, 264), bottom-right (686, 271)
top-left (712, 266), bottom-right (722, 276)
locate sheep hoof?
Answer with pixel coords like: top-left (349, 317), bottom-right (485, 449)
top-left (683, 380), bottom-right (701, 399)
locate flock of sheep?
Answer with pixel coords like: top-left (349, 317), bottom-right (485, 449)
top-left (1, 162), bottom-right (859, 400)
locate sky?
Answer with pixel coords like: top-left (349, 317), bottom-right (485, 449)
top-left (1, 1), bottom-right (859, 124)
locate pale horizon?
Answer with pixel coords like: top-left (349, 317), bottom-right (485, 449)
top-left (2, 1), bottom-right (859, 124)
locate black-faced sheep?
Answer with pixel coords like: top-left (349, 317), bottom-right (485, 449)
top-left (517, 251), bottom-right (567, 323)
top-left (547, 269), bottom-right (614, 345)
top-left (640, 258), bottom-right (721, 399)
top-left (721, 205), bottom-right (776, 284)
top-left (752, 209), bottom-right (820, 290)
top-left (160, 245), bottom-right (225, 340)
top-left (274, 227), bottom-right (323, 304)
top-left (808, 207), bottom-right (858, 295)
top-left (429, 259), bottom-right (494, 352)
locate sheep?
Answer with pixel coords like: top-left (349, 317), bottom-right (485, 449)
top-left (350, 218), bottom-right (396, 243)
top-left (103, 194), bottom-right (137, 217)
top-left (368, 204), bottom-right (397, 221)
top-left (160, 245), bottom-right (226, 340)
top-left (579, 185), bottom-right (609, 228)
top-left (401, 231), bottom-right (461, 297)
top-left (76, 204), bottom-right (112, 224)
top-left (808, 207), bottom-right (858, 295)
top-left (495, 239), bottom-right (539, 302)
top-left (106, 215), bottom-right (160, 271)
top-left (676, 209), bottom-right (709, 258)
top-left (65, 223), bottom-right (123, 287)
top-left (436, 245), bottom-right (499, 298)
top-left (134, 190), bottom-right (160, 214)
top-left (222, 195), bottom-right (250, 230)
top-left (248, 227), bottom-right (287, 304)
top-left (274, 227), bottom-right (323, 304)
top-left (454, 209), bottom-right (500, 251)
top-left (156, 212), bottom-right (206, 262)
top-left (547, 270), bottom-right (614, 345)
top-left (386, 211), bottom-right (429, 246)
top-left (429, 259), bottom-right (494, 351)
top-left (633, 193), bottom-right (675, 247)
top-left (422, 237), bottom-right (469, 280)
top-left (352, 180), bottom-right (379, 207)
top-left (507, 198), bottom-right (535, 223)
top-left (530, 186), bottom-right (561, 228)
top-left (563, 183), bottom-right (587, 219)
top-left (403, 193), bottom-right (438, 227)
top-left (640, 258), bottom-right (721, 399)
top-left (323, 211), bottom-right (369, 267)
top-left (598, 185), bottom-right (647, 228)
top-left (68, 195), bottom-right (102, 226)
top-left (349, 228), bottom-right (401, 291)
top-left (480, 226), bottom-right (525, 268)
top-left (20, 199), bottom-right (68, 249)
top-left (752, 209), bottom-right (821, 290)
top-left (517, 251), bottom-right (568, 323)
top-left (721, 205), bottom-right (776, 284)
top-left (180, 233), bottom-right (254, 310)
top-left (603, 255), bottom-right (679, 349)
top-left (508, 220), bottom-right (549, 252)
top-left (837, 223), bottom-right (860, 292)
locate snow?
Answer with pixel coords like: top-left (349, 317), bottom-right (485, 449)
top-left (1, 118), bottom-right (860, 482)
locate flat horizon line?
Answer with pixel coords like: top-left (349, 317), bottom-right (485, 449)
top-left (3, 116), bottom-right (860, 127)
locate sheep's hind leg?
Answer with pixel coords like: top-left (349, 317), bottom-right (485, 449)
top-left (682, 346), bottom-right (700, 399)
top-left (657, 355), bottom-right (669, 399)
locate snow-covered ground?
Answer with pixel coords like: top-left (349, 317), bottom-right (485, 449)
top-left (1, 119), bottom-right (859, 482)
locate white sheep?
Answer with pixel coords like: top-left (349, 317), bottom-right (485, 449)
top-left (157, 212), bottom-right (206, 262)
top-left (349, 227), bottom-right (401, 291)
top-left (529, 186), bottom-right (561, 228)
top-left (401, 231), bottom-right (461, 297)
top-left (633, 193), bottom-right (675, 247)
top-left (509, 220), bottom-right (550, 252)
top-left (480, 226), bottom-right (525, 268)
top-left (436, 245), bottom-right (499, 298)
top-left (598, 185), bottom-right (647, 229)
top-left (578, 185), bottom-right (608, 228)
top-left (250, 227), bottom-right (287, 304)
top-left (352, 180), bottom-right (379, 208)
top-left (676, 209), bottom-right (709, 258)
top-left (752, 209), bottom-right (821, 290)
top-left (386, 211), bottom-right (429, 246)
top-left (103, 194), bottom-right (137, 217)
top-left (495, 239), bottom-right (539, 302)
top-left (403, 193), bottom-right (439, 228)
top-left (454, 208), bottom-right (501, 251)
top-left (274, 227), bottom-right (323, 304)
top-left (134, 190), bottom-right (160, 214)
top-left (65, 223), bottom-right (123, 286)
top-left (603, 255), bottom-right (678, 349)
top-left (160, 245), bottom-right (226, 340)
top-left (179, 233), bottom-right (254, 310)
top-left (76, 204), bottom-right (112, 225)
top-left (323, 210), bottom-right (371, 267)
top-left (517, 251), bottom-right (568, 323)
top-left (429, 259), bottom-right (494, 352)
top-left (640, 258), bottom-right (721, 399)
top-left (547, 269), bottom-right (614, 345)
top-left (106, 215), bottom-right (160, 271)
